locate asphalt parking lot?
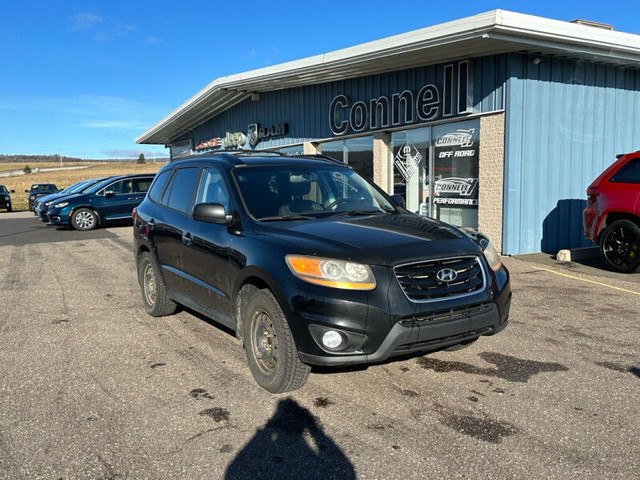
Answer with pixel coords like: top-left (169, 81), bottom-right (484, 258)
top-left (0, 211), bottom-right (638, 479)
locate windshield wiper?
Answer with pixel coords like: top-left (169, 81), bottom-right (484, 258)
top-left (257, 215), bottom-right (314, 222)
top-left (328, 210), bottom-right (386, 217)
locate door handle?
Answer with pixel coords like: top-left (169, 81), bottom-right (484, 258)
top-left (182, 232), bottom-right (192, 246)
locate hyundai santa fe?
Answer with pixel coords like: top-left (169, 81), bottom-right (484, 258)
top-left (133, 152), bottom-right (511, 393)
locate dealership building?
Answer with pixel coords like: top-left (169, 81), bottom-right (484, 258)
top-left (136, 10), bottom-right (640, 255)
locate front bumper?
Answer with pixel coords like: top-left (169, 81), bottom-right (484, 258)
top-left (284, 262), bottom-right (511, 367)
top-left (47, 207), bottom-right (71, 226)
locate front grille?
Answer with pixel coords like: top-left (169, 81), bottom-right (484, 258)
top-left (394, 256), bottom-right (484, 302)
top-left (398, 302), bottom-right (492, 327)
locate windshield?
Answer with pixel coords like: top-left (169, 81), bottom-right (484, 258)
top-left (234, 164), bottom-right (396, 220)
top-left (0, 186), bottom-right (7, 194)
top-left (31, 184), bottom-right (56, 193)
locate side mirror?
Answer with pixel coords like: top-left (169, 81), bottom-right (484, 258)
top-left (105, 191), bottom-right (115, 198)
top-left (193, 203), bottom-right (233, 225)
top-left (391, 194), bottom-right (406, 208)
top-left (10, 190), bottom-right (15, 193)
top-left (24, 190), bottom-right (29, 193)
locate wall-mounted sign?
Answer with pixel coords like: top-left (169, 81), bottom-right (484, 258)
top-left (248, 123), bottom-right (289, 147)
top-left (209, 123), bottom-right (289, 149)
top-left (224, 131), bottom-right (247, 149)
top-left (194, 137), bottom-right (221, 150)
top-left (329, 60), bottom-right (472, 136)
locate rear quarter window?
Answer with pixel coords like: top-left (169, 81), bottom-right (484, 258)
top-left (147, 170), bottom-right (171, 203)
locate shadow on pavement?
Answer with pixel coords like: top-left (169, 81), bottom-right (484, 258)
top-left (225, 398), bottom-right (356, 480)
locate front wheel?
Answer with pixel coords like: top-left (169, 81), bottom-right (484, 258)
top-left (71, 208), bottom-right (98, 231)
top-left (242, 289), bottom-right (310, 393)
top-left (600, 219), bottom-right (640, 273)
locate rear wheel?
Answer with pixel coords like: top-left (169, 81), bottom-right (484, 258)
top-left (242, 289), bottom-right (310, 393)
top-left (137, 251), bottom-right (176, 316)
top-left (71, 208), bottom-right (98, 231)
top-left (600, 219), bottom-right (640, 273)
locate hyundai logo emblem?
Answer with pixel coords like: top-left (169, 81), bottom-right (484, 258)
top-left (436, 268), bottom-right (458, 283)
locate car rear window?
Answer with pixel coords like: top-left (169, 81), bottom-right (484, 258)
top-left (610, 158), bottom-right (640, 184)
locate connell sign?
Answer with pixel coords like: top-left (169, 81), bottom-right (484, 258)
top-left (329, 60), bottom-right (472, 136)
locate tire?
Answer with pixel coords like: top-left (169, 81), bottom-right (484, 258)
top-left (600, 219), bottom-right (640, 273)
top-left (137, 251), bottom-right (177, 317)
top-left (6, 206), bottom-right (11, 212)
top-left (71, 208), bottom-right (98, 231)
top-left (242, 289), bottom-right (310, 393)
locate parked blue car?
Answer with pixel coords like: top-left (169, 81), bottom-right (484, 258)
top-left (47, 173), bottom-right (155, 230)
top-left (33, 178), bottom-right (110, 221)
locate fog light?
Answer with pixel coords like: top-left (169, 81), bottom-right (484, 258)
top-left (322, 330), bottom-right (343, 349)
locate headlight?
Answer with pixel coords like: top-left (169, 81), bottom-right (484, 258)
top-left (461, 228), bottom-right (502, 272)
top-left (54, 201), bottom-right (69, 208)
top-left (476, 238), bottom-right (502, 272)
top-left (45, 201), bottom-right (53, 206)
top-left (285, 254), bottom-right (376, 290)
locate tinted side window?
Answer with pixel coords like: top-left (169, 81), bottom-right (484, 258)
top-left (610, 159), bottom-right (640, 184)
top-left (132, 177), bottom-right (153, 193)
top-left (163, 167), bottom-right (198, 213)
top-left (104, 180), bottom-right (131, 195)
top-left (147, 170), bottom-right (171, 203)
top-left (196, 168), bottom-right (229, 209)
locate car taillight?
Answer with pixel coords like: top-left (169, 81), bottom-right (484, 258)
top-left (132, 207), bottom-right (137, 219)
top-left (586, 186), bottom-right (599, 205)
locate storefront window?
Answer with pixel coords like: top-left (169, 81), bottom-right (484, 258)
top-left (432, 119), bottom-right (479, 228)
top-left (321, 136), bottom-right (374, 180)
top-left (390, 119), bottom-right (479, 228)
top-left (275, 145), bottom-right (304, 156)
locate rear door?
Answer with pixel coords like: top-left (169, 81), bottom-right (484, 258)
top-left (148, 167), bottom-right (200, 298)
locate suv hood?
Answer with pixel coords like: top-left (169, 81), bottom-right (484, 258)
top-left (255, 213), bottom-right (481, 266)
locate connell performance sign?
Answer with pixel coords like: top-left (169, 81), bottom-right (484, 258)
top-left (329, 60), bottom-right (472, 136)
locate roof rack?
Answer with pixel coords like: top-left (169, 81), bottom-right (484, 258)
top-left (174, 149), bottom-right (347, 166)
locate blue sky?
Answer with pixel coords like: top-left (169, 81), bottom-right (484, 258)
top-left (1, 1), bottom-right (638, 159)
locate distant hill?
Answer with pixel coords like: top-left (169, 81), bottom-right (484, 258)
top-left (0, 154), bottom-right (168, 163)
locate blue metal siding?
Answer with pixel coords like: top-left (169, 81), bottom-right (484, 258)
top-left (179, 56), bottom-right (507, 148)
top-left (503, 53), bottom-right (640, 254)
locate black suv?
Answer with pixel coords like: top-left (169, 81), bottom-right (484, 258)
top-left (133, 152), bottom-right (511, 393)
top-left (0, 184), bottom-right (14, 211)
top-left (26, 183), bottom-right (58, 210)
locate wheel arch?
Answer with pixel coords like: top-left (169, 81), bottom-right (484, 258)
top-left (598, 211), bottom-right (640, 243)
top-left (233, 268), bottom-right (289, 343)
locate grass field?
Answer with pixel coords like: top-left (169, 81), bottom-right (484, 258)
top-left (0, 162), bottom-right (167, 211)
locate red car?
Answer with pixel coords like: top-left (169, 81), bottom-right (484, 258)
top-left (583, 150), bottom-right (640, 272)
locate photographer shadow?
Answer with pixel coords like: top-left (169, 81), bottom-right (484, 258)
top-left (225, 398), bottom-right (356, 480)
